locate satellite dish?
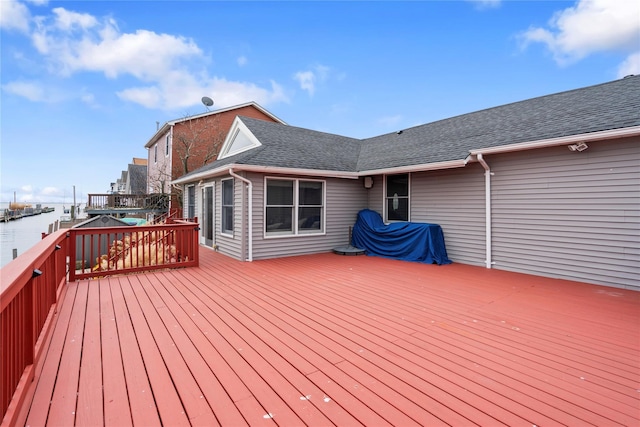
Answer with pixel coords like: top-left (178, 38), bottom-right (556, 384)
top-left (201, 96), bottom-right (214, 107)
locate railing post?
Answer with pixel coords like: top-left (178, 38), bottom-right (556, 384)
top-left (193, 219), bottom-right (200, 265)
top-left (68, 231), bottom-right (76, 282)
top-left (24, 278), bottom-right (35, 367)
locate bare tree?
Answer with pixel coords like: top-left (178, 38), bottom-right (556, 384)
top-left (147, 112), bottom-right (227, 211)
top-left (172, 113), bottom-right (226, 177)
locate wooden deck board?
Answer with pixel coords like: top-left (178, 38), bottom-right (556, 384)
top-left (98, 279), bottom-right (134, 427)
top-left (75, 280), bottom-right (103, 426)
top-left (137, 272), bottom-right (247, 427)
top-left (118, 276), bottom-right (191, 426)
top-left (45, 281), bottom-right (87, 426)
top-left (17, 249), bottom-right (640, 426)
top-left (24, 282), bottom-right (78, 426)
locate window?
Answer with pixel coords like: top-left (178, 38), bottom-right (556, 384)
top-left (385, 174), bottom-right (409, 221)
top-left (221, 179), bottom-right (234, 234)
top-left (154, 144), bottom-right (158, 163)
top-left (165, 134), bottom-right (170, 156)
top-left (187, 185), bottom-right (195, 219)
top-left (265, 178), bottom-right (324, 235)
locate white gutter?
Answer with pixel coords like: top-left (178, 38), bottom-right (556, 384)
top-left (358, 159), bottom-right (468, 177)
top-left (470, 126), bottom-right (640, 156)
top-left (228, 168), bottom-right (253, 262)
top-left (173, 164), bottom-right (360, 185)
top-left (476, 154), bottom-right (494, 269)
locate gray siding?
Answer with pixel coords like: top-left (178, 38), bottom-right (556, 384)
top-left (489, 137), bottom-right (639, 290)
top-left (215, 176), bottom-right (243, 260)
top-left (411, 165), bottom-right (486, 266)
top-left (361, 169), bottom-right (485, 266)
top-left (251, 174), bottom-right (368, 260)
top-left (365, 175), bottom-right (384, 214)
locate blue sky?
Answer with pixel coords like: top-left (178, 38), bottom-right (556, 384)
top-left (1, 0), bottom-right (638, 204)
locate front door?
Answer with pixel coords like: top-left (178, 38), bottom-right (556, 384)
top-left (200, 185), bottom-right (214, 246)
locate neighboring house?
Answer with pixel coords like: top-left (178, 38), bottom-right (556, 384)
top-left (115, 171), bottom-right (127, 194)
top-left (144, 102), bottom-right (285, 209)
top-left (173, 76), bottom-right (640, 290)
top-left (124, 161), bottom-right (147, 195)
top-left (110, 158), bottom-right (147, 195)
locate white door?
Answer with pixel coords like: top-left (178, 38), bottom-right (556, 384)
top-left (200, 185), bottom-right (215, 246)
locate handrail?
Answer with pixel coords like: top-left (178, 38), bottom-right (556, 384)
top-left (0, 230), bottom-right (68, 425)
top-left (150, 207), bottom-right (182, 224)
top-left (68, 221), bottom-right (199, 281)
top-left (0, 220), bottom-right (200, 425)
top-left (86, 193), bottom-right (169, 211)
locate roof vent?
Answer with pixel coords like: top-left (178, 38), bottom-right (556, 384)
top-left (623, 74), bottom-right (635, 79)
top-left (397, 130), bottom-right (403, 135)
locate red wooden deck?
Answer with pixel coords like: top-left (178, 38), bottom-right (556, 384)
top-left (16, 249), bottom-right (640, 426)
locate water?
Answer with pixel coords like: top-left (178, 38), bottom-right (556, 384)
top-left (0, 203), bottom-right (68, 268)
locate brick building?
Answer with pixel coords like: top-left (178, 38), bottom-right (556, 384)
top-left (144, 102), bottom-right (285, 211)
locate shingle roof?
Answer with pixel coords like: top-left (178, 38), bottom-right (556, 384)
top-left (183, 118), bottom-right (362, 176)
top-left (127, 164), bottom-right (147, 194)
top-left (179, 75), bottom-right (640, 181)
top-left (358, 74), bottom-right (640, 170)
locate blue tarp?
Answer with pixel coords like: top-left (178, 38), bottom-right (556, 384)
top-left (351, 209), bottom-right (452, 265)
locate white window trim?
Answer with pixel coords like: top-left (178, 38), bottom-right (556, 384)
top-left (186, 184), bottom-right (196, 219)
top-left (218, 118), bottom-right (262, 160)
top-left (384, 173), bottom-right (411, 222)
top-left (221, 178), bottom-right (234, 237)
top-left (200, 183), bottom-right (215, 244)
top-left (263, 176), bottom-right (326, 239)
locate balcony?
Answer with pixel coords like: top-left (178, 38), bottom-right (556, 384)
top-left (1, 228), bottom-right (639, 426)
top-left (85, 193), bottom-right (170, 217)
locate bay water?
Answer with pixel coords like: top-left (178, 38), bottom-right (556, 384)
top-left (0, 203), bottom-right (67, 268)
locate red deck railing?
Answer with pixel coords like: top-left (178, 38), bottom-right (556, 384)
top-left (0, 220), bottom-right (199, 424)
top-left (69, 219), bottom-right (199, 281)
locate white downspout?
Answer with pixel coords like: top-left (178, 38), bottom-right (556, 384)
top-left (476, 154), bottom-right (494, 269)
top-left (228, 169), bottom-right (253, 262)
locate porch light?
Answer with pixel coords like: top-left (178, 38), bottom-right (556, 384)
top-left (363, 176), bottom-right (374, 189)
top-left (568, 142), bottom-right (588, 152)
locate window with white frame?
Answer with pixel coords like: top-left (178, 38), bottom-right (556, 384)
top-left (187, 185), bottom-right (195, 219)
top-left (154, 144), bottom-right (158, 163)
top-left (165, 134), bottom-right (170, 156)
top-left (265, 178), bottom-right (324, 235)
top-left (385, 173), bottom-right (409, 221)
top-left (221, 178), bottom-right (234, 234)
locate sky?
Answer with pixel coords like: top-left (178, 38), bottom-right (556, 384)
top-left (1, 0), bottom-right (639, 204)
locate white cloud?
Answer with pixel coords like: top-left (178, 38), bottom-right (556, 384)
top-left (1, 79), bottom-right (73, 103)
top-left (294, 71), bottom-right (316, 96)
top-left (617, 51), bottom-right (640, 78)
top-left (520, 0), bottom-right (640, 65)
top-left (41, 186), bottom-right (63, 196)
top-left (12, 3), bottom-right (286, 110)
top-left (206, 78), bottom-right (288, 107)
top-left (51, 7), bottom-right (97, 31)
top-left (237, 55), bottom-right (248, 66)
top-left (1, 185), bottom-right (65, 204)
top-left (294, 64), bottom-right (331, 96)
top-left (117, 86), bottom-right (163, 108)
top-left (467, 0), bottom-right (501, 10)
top-left (0, 0), bottom-right (31, 32)
top-left (118, 75), bottom-right (288, 110)
top-left (2, 80), bottom-right (45, 101)
top-left (80, 92), bottom-right (98, 107)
